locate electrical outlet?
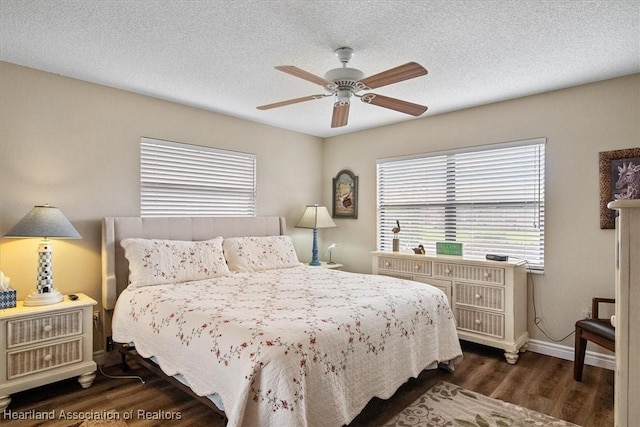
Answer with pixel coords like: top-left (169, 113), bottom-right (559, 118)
top-left (93, 311), bottom-right (100, 322)
top-left (584, 308), bottom-right (591, 319)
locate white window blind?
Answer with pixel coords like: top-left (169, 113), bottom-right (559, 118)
top-left (140, 137), bottom-right (256, 217)
top-left (377, 138), bottom-right (545, 271)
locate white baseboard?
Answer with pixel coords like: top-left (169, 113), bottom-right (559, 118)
top-left (527, 339), bottom-right (615, 371)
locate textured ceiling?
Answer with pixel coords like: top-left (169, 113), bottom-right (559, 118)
top-left (1, 0), bottom-right (639, 138)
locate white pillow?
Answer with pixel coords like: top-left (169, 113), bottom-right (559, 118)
top-left (223, 235), bottom-right (301, 272)
top-left (121, 237), bottom-right (230, 288)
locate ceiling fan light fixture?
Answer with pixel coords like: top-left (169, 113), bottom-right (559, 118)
top-left (336, 88), bottom-right (352, 104)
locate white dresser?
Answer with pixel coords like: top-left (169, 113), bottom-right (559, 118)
top-left (0, 293), bottom-right (97, 411)
top-left (608, 200), bottom-right (640, 427)
top-left (372, 251), bottom-right (528, 364)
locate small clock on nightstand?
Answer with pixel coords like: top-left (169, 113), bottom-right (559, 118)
top-left (0, 293), bottom-right (97, 411)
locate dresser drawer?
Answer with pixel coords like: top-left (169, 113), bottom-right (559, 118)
top-left (456, 307), bottom-right (504, 338)
top-left (378, 257), bottom-right (432, 276)
top-left (7, 337), bottom-right (83, 379)
top-left (455, 283), bottom-right (504, 311)
top-left (434, 263), bottom-right (504, 285)
top-left (413, 277), bottom-right (452, 305)
top-left (378, 271), bottom-right (414, 281)
top-left (379, 272), bottom-right (452, 304)
top-left (7, 310), bottom-right (83, 349)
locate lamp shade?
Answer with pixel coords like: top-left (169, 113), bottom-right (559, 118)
top-left (4, 205), bottom-right (81, 239)
top-left (295, 205), bottom-right (337, 229)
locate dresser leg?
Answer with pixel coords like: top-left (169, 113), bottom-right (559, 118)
top-left (504, 351), bottom-right (520, 364)
top-left (78, 371), bottom-right (96, 389)
top-left (0, 395), bottom-right (11, 412)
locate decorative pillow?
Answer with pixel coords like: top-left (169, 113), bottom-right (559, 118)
top-left (223, 235), bottom-right (302, 272)
top-left (121, 237), bottom-right (230, 288)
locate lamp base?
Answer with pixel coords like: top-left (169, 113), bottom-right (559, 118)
top-left (23, 289), bottom-right (64, 306)
top-left (309, 227), bottom-right (321, 266)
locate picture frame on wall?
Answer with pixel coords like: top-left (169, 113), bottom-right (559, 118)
top-left (333, 169), bottom-right (358, 219)
top-left (599, 147), bottom-right (640, 229)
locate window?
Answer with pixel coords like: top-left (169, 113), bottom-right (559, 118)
top-left (377, 138), bottom-right (545, 271)
top-left (140, 137), bottom-right (256, 217)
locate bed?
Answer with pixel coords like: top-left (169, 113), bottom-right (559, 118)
top-left (101, 216), bottom-right (462, 427)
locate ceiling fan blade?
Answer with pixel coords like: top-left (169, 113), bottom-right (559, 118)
top-left (360, 93), bottom-right (428, 116)
top-left (359, 62), bottom-right (428, 89)
top-left (275, 65), bottom-right (333, 87)
top-left (331, 103), bottom-right (350, 128)
top-left (257, 95), bottom-right (326, 110)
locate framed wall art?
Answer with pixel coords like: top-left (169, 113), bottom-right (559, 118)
top-left (332, 169), bottom-right (358, 219)
top-left (599, 147), bottom-right (640, 229)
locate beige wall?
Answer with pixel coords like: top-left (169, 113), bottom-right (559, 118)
top-left (1, 60), bottom-right (638, 354)
top-left (322, 73), bottom-right (640, 349)
top-left (0, 62), bottom-right (324, 349)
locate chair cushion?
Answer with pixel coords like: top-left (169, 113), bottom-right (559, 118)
top-left (576, 319), bottom-right (615, 342)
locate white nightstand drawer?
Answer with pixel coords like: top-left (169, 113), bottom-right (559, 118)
top-left (434, 263), bottom-right (504, 285)
top-left (7, 337), bottom-right (83, 379)
top-left (456, 308), bottom-right (504, 338)
top-left (455, 283), bottom-right (504, 311)
top-left (7, 310), bottom-right (83, 349)
top-left (378, 257), bottom-right (432, 276)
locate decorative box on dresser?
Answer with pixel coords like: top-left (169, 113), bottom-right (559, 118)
top-left (608, 200), bottom-right (640, 427)
top-left (372, 251), bottom-right (528, 364)
top-left (0, 293), bottom-right (97, 411)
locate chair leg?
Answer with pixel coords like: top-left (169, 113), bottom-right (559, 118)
top-left (574, 326), bottom-right (587, 381)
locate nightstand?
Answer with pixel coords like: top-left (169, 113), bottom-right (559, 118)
top-left (0, 293), bottom-right (97, 411)
top-left (319, 262), bottom-right (343, 270)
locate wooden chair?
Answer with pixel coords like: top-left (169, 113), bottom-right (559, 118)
top-left (574, 297), bottom-right (615, 381)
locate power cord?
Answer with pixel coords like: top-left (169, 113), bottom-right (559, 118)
top-left (92, 313), bottom-right (102, 335)
top-left (98, 363), bottom-right (145, 384)
top-left (93, 312), bottom-right (145, 383)
top-left (526, 260), bottom-right (575, 342)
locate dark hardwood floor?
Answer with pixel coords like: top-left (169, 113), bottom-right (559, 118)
top-left (1, 342), bottom-right (613, 427)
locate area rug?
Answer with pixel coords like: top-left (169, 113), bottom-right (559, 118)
top-left (66, 382), bottom-right (577, 427)
top-left (383, 381), bottom-right (579, 427)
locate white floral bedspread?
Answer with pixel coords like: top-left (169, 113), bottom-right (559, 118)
top-left (112, 266), bottom-right (462, 427)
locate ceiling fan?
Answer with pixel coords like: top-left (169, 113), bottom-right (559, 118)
top-left (257, 47), bottom-right (428, 128)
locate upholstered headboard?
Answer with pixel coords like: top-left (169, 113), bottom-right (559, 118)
top-left (101, 216), bottom-right (287, 311)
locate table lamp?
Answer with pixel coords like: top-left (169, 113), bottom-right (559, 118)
top-left (326, 243), bottom-right (337, 264)
top-left (295, 204), bottom-right (336, 266)
top-left (4, 204), bottom-right (81, 306)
